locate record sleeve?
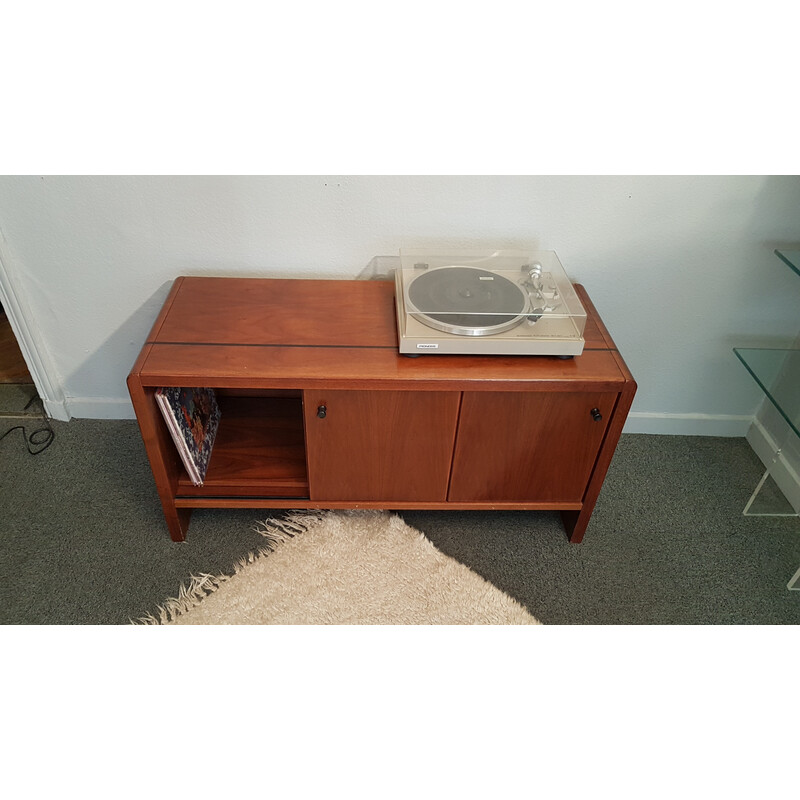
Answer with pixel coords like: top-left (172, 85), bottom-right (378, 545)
top-left (155, 387), bottom-right (221, 485)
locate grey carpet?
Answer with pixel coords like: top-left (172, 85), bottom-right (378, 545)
top-left (0, 383), bottom-right (38, 415)
top-left (404, 435), bottom-right (800, 624)
top-left (1, 409), bottom-right (798, 624)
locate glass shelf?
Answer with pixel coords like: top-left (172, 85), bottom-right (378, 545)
top-left (775, 249), bottom-right (800, 278)
top-left (734, 348), bottom-right (800, 439)
top-left (738, 250), bottom-right (800, 585)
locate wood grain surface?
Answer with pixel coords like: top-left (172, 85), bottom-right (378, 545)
top-left (128, 275), bottom-right (637, 543)
top-left (303, 389), bottom-right (460, 502)
top-left (176, 396), bottom-right (308, 497)
top-left (0, 310), bottom-right (33, 384)
top-left (448, 391), bottom-right (617, 503)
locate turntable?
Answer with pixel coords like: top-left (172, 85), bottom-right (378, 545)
top-left (394, 250), bottom-right (587, 356)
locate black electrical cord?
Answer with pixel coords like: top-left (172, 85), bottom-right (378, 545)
top-left (0, 395), bottom-right (55, 455)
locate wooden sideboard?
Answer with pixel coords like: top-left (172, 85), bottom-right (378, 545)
top-left (128, 276), bottom-right (636, 543)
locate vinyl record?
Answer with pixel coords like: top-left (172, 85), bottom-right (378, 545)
top-left (407, 266), bottom-right (528, 336)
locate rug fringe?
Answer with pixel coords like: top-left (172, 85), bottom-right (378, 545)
top-left (131, 572), bottom-right (226, 625)
top-left (131, 511), bottom-right (329, 625)
top-left (253, 510), bottom-right (327, 545)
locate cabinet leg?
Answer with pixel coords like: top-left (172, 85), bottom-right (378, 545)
top-left (561, 380), bottom-right (636, 544)
top-left (560, 509), bottom-right (589, 543)
top-left (164, 507), bottom-right (192, 542)
top-left (128, 374), bottom-right (194, 543)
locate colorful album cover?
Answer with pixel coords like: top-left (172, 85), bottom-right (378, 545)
top-left (155, 387), bottom-right (221, 486)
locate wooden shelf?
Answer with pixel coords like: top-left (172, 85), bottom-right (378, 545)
top-left (176, 395), bottom-right (308, 498)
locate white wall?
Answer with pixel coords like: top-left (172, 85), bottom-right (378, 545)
top-left (0, 175), bottom-right (798, 432)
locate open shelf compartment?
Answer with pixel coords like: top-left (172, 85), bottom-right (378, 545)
top-left (175, 393), bottom-right (309, 498)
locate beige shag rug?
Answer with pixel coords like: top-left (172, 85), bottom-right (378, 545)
top-left (135, 511), bottom-right (539, 625)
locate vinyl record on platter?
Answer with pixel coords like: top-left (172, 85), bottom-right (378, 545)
top-left (407, 266), bottom-right (528, 336)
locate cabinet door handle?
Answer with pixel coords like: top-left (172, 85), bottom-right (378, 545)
top-left (317, 404), bottom-right (327, 419)
top-left (590, 407), bottom-right (602, 422)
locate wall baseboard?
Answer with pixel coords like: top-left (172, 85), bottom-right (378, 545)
top-left (64, 397), bottom-right (136, 420)
top-left (58, 398), bottom-right (754, 438)
top-left (42, 398), bottom-right (70, 422)
top-left (0, 235), bottom-right (67, 417)
top-left (745, 417), bottom-right (800, 515)
top-left (623, 412), bottom-right (752, 437)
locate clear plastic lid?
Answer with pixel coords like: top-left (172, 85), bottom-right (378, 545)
top-left (397, 249), bottom-right (586, 337)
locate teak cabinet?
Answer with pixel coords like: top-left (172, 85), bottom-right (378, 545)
top-left (127, 276), bottom-right (636, 543)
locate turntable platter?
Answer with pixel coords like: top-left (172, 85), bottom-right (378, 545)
top-left (407, 266), bottom-right (528, 337)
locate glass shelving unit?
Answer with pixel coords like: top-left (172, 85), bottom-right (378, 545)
top-left (733, 348), bottom-right (800, 440)
top-left (775, 249), bottom-right (800, 279)
top-left (734, 249), bottom-right (800, 590)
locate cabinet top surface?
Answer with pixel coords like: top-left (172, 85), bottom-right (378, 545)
top-left (155, 277), bottom-right (400, 348)
top-left (133, 276), bottom-right (633, 389)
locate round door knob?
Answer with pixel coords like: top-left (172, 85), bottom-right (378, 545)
top-left (317, 405), bottom-right (327, 419)
top-left (590, 407), bottom-right (602, 422)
